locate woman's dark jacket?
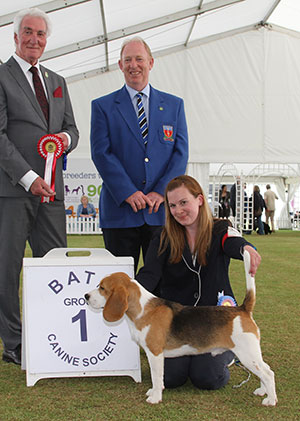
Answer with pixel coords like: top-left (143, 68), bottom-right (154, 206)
top-left (136, 219), bottom-right (253, 307)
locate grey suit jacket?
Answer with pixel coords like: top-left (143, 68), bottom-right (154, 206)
top-left (0, 56), bottom-right (79, 200)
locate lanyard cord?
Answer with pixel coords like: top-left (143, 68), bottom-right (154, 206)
top-left (181, 254), bottom-right (201, 306)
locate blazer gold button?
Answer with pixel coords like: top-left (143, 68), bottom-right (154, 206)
top-left (144, 157), bottom-right (149, 162)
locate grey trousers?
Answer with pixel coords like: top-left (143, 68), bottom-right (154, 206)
top-left (0, 197), bottom-right (66, 350)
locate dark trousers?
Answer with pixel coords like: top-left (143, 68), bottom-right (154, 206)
top-left (102, 224), bottom-right (160, 274)
top-left (164, 351), bottom-right (234, 390)
top-left (0, 197), bottom-right (66, 350)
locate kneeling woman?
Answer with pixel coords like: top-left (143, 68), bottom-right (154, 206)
top-left (136, 175), bottom-right (261, 390)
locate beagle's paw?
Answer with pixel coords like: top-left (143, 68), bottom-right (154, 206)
top-left (146, 388), bottom-right (162, 404)
top-left (262, 396), bottom-right (277, 406)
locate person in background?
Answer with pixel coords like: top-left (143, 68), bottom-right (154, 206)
top-left (253, 185), bottom-right (265, 235)
top-left (77, 195), bottom-right (96, 218)
top-left (90, 36), bottom-right (188, 273)
top-left (0, 8), bottom-right (79, 365)
top-left (136, 175), bottom-right (261, 391)
top-left (218, 184), bottom-right (230, 218)
top-left (230, 179), bottom-right (239, 217)
top-left (230, 178), bottom-right (247, 218)
top-left (264, 184), bottom-right (278, 232)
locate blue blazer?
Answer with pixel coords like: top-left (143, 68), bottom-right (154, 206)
top-left (90, 85), bottom-right (188, 228)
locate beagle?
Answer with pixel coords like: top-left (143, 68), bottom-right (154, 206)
top-left (84, 250), bottom-right (277, 406)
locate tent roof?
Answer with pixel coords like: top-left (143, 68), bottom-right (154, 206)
top-left (1, 0), bottom-right (300, 83)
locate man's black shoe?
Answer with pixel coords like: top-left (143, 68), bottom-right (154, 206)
top-left (2, 345), bottom-right (21, 365)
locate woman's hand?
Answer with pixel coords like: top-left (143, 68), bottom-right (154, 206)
top-left (244, 245), bottom-right (261, 276)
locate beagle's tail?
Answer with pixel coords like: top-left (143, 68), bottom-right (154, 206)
top-left (241, 249), bottom-right (256, 313)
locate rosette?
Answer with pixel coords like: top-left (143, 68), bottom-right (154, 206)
top-left (217, 295), bottom-right (237, 307)
top-left (37, 134), bottom-right (64, 203)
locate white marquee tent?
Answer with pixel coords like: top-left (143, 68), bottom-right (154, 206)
top-left (1, 0), bottom-right (300, 226)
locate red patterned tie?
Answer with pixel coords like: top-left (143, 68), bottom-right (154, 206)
top-left (30, 66), bottom-right (49, 122)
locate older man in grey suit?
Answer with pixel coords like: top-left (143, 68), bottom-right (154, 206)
top-left (0, 8), bottom-right (79, 364)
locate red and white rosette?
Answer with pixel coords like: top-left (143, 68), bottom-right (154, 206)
top-left (38, 134), bottom-right (64, 203)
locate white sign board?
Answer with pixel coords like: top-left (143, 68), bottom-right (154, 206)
top-left (22, 248), bottom-right (141, 386)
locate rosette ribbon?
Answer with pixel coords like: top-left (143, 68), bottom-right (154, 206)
top-left (37, 134), bottom-right (64, 203)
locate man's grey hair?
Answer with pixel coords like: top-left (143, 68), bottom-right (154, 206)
top-left (13, 7), bottom-right (52, 38)
top-left (120, 36), bottom-right (152, 60)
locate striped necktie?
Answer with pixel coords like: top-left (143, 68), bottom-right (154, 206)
top-left (136, 93), bottom-right (148, 142)
top-left (29, 66), bottom-right (49, 122)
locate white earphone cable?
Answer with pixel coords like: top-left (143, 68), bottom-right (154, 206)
top-left (182, 254), bottom-right (201, 306)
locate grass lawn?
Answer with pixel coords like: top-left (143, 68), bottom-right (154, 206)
top-left (0, 231), bottom-right (299, 420)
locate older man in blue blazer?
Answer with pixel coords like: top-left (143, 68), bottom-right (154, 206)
top-left (91, 37), bottom-right (188, 273)
top-left (0, 8), bottom-right (78, 365)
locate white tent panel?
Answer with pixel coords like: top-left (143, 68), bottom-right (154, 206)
top-left (264, 29), bottom-right (300, 161)
top-left (1, 0), bottom-right (46, 15)
top-left (104, 0), bottom-right (199, 32)
top-left (43, 45), bottom-right (107, 79)
top-left (68, 69), bottom-right (124, 158)
top-left (105, 17), bottom-right (195, 73)
top-left (107, 39), bottom-right (124, 69)
top-left (270, 0), bottom-right (300, 32)
top-left (112, 17), bottom-right (196, 58)
top-left (183, 30), bottom-right (264, 163)
top-left (190, 0), bottom-right (276, 41)
top-left (46, 2), bottom-right (103, 50)
top-left (0, 26), bottom-right (14, 63)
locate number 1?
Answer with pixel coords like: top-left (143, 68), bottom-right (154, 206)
top-left (72, 309), bottom-right (88, 342)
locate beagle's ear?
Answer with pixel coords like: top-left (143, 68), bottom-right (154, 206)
top-left (103, 285), bottom-right (129, 322)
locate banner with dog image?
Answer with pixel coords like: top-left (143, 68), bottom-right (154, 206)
top-left (63, 157), bottom-right (102, 216)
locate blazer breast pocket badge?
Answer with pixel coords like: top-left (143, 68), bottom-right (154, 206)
top-left (163, 125), bottom-right (174, 142)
